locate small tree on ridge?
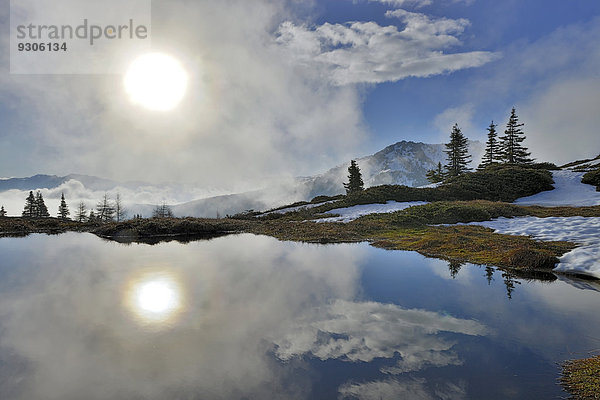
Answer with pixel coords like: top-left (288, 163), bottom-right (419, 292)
top-left (444, 124), bottom-right (472, 178)
top-left (344, 160), bottom-right (364, 195)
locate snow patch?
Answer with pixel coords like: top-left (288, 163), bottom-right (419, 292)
top-left (317, 201), bottom-right (428, 223)
top-left (263, 200), bottom-right (336, 215)
top-left (514, 170), bottom-right (600, 207)
top-left (465, 216), bottom-right (600, 279)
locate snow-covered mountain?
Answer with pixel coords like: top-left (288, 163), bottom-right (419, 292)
top-left (299, 140), bottom-right (484, 199)
top-left (0, 140), bottom-right (484, 217)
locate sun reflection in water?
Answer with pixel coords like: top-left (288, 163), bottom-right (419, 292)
top-left (125, 271), bottom-right (185, 327)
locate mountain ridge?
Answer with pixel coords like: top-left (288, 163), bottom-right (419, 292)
top-left (0, 140), bottom-right (484, 217)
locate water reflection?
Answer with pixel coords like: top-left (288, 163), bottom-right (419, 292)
top-left (0, 233), bottom-right (599, 399)
top-left (125, 271), bottom-right (185, 327)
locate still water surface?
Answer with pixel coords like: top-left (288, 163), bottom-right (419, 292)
top-left (0, 233), bottom-right (599, 399)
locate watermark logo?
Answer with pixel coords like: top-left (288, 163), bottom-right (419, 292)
top-left (10, 0), bottom-right (152, 74)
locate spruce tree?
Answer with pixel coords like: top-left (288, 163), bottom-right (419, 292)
top-left (499, 108), bottom-right (533, 164)
top-left (58, 193), bottom-right (70, 220)
top-left (35, 191), bottom-right (50, 218)
top-left (22, 191), bottom-right (36, 218)
top-left (343, 160), bottom-right (364, 195)
top-left (88, 210), bottom-right (96, 221)
top-left (426, 162), bottom-right (445, 183)
top-left (75, 201), bottom-right (87, 223)
top-left (0, 205), bottom-right (6, 217)
top-left (478, 121), bottom-right (500, 169)
top-left (444, 124), bottom-right (472, 178)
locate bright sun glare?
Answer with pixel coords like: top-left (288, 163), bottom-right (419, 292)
top-left (126, 273), bottom-right (184, 325)
top-left (124, 53), bottom-right (188, 111)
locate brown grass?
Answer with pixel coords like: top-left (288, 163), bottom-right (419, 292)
top-left (561, 355), bottom-right (600, 399)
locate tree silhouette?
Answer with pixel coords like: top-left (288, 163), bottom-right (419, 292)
top-left (444, 124), bottom-right (472, 177)
top-left (499, 108), bottom-right (533, 164)
top-left (502, 272), bottom-right (521, 300)
top-left (58, 193), bottom-right (70, 220)
top-left (344, 160), bottom-right (364, 195)
top-left (478, 121), bottom-right (501, 169)
top-left (153, 202), bottom-right (174, 218)
top-left (22, 191), bottom-right (36, 218)
top-left (75, 201), bottom-right (87, 223)
top-left (484, 266), bottom-right (495, 285)
top-left (448, 260), bottom-right (464, 279)
top-left (35, 191), bottom-right (50, 218)
top-left (114, 193), bottom-right (127, 222)
top-left (96, 193), bottom-right (115, 223)
top-left (0, 205), bottom-right (6, 217)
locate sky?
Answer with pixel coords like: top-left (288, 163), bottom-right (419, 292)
top-left (1, 0), bottom-right (600, 189)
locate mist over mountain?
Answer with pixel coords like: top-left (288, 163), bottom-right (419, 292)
top-left (0, 141), bottom-right (483, 217)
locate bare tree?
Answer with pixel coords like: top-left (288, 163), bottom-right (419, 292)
top-left (75, 201), bottom-right (87, 223)
top-left (152, 202), bottom-right (174, 218)
top-left (96, 193), bottom-right (115, 223)
top-left (114, 192), bottom-right (127, 222)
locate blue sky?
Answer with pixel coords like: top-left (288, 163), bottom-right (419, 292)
top-left (312, 0), bottom-right (600, 152)
top-left (1, 0), bottom-right (600, 186)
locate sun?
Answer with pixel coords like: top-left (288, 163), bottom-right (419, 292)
top-left (124, 53), bottom-right (188, 111)
top-left (125, 272), bottom-right (185, 326)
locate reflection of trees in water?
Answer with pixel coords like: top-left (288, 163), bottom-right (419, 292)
top-left (485, 266), bottom-right (495, 285)
top-left (447, 260), bottom-right (464, 279)
top-left (502, 272), bottom-right (521, 300)
top-left (448, 262), bottom-right (521, 299)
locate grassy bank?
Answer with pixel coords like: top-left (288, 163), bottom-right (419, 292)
top-left (1, 198), bottom-right (598, 278)
top-left (561, 355), bottom-right (600, 399)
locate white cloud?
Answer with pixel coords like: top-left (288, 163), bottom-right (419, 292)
top-left (433, 104), bottom-right (475, 139)
top-left (275, 9), bottom-right (498, 86)
top-left (339, 378), bottom-right (467, 400)
top-left (0, 234), bottom-right (366, 400)
top-left (368, 0), bottom-right (433, 8)
top-left (522, 79), bottom-right (600, 165)
top-left (273, 299), bottom-right (487, 372)
top-left (460, 16), bottom-right (600, 164)
top-left (0, 0), bottom-right (366, 188)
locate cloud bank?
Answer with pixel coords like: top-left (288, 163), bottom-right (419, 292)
top-left (276, 9), bottom-right (497, 85)
top-left (0, 0), bottom-right (495, 189)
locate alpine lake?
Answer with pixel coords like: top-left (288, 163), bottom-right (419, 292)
top-left (0, 232), bottom-right (599, 399)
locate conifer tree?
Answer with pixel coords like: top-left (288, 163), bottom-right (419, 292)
top-left (499, 108), bottom-right (533, 164)
top-left (478, 121), bottom-right (500, 169)
top-left (96, 193), bottom-right (115, 223)
top-left (58, 193), bottom-right (70, 220)
top-left (444, 124), bottom-right (472, 178)
top-left (22, 191), bottom-right (36, 218)
top-left (88, 210), bottom-right (96, 221)
top-left (343, 160), bottom-right (364, 195)
top-left (75, 201), bottom-right (87, 223)
top-left (0, 205), bottom-right (6, 217)
top-left (426, 162), bottom-right (445, 183)
top-left (35, 191), bottom-right (50, 218)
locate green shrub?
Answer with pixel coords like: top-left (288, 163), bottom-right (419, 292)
top-left (264, 165), bottom-right (555, 219)
top-left (310, 194), bottom-right (344, 203)
top-left (527, 162), bottom-right (560, 170)
top-left (387, 201), bottom-right (526, 226)
top-left (582, 168), bottom-right (600, 191)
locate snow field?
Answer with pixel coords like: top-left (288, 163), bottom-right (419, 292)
top-left (317, 201), bottom-right (429, 223)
